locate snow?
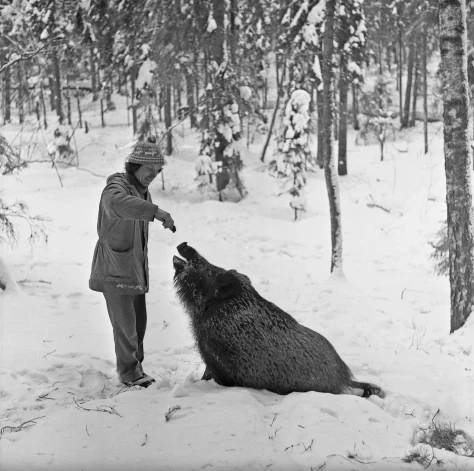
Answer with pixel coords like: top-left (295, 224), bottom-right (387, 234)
top-left (1, 92), bottom-right (474, 471)
top-left (348, 60), bottom-right (362, 76)
top-left (307, 0), bottom-right (326, 25)
top-left (206, 14), bottom-right (217, 33)
top-left (136, 58), bottom-right (156, 92)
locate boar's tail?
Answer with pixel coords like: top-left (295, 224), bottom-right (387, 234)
top-left (348, 380), bottom-right (385, 399)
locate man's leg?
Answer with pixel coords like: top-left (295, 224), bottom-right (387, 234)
top-left (103, 292), bottom-right (144, 383)
top-left (133, 294), bottom-right (147, 365)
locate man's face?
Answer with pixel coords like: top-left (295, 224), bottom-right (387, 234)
top-left (134, 164), bottom-right (163, 187)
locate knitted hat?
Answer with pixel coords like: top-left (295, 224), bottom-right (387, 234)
top-left (127, 141), bottom-right (164, 165)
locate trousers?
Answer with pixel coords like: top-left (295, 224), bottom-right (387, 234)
top-left (103, 292), bottom-right (147, 383)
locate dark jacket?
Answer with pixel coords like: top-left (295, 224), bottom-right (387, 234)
top-left (89, 172), bottom-right (158, 295)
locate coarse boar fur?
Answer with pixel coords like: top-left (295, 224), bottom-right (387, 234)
top-left (173, 242), bottom-right (384, 398)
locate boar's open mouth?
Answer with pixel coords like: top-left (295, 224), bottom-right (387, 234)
top-left (173, 255), bottom-right (187, 272)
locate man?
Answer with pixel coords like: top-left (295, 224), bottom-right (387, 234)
top-left (90, 139), bottom-right (174, 388)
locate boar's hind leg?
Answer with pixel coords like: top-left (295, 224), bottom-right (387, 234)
top-left (348, 381), bottom-right (385, 399)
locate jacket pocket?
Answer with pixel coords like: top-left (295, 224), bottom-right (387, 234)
top-left (104, 245), bottom-right (133, 280)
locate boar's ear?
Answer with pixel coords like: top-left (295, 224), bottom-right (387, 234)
top-left (211, 271), bottom-right (242, 300)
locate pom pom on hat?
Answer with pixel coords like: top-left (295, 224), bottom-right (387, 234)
top-left (127, 138), bottom-right (164, 165)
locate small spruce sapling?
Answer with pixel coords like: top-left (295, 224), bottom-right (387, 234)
top-left (270, 89), bottom-right (312, 221)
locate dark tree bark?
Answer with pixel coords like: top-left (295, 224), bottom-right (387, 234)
top-left (423, 17), bottom-right (428, 153)
top-left (439, 0), bottom-right (474, 333)
top-left (40, 81), bottom-right (48, 129)
top-left (322, 0), bottom-right (343, 273)
top-left (316, 86), bottom-right (324, 168)
top-left (410, 49), bottom-right (419, 127)
top-left (402, 42), bottom-right (416, 128)
top-left (130, 67), bottom-right (138, 135)
top-left (260, 56), bottom-right (285, 162)
top-left (51, 48), bottom-right (63, 123)
top-left (3, 63), bottom-right (11, 123)
top-left (17, 63), bottom-right (24, 124)
top-left (186, 72), bottom-right (197, 127)
top-left (338, 54), bottom-right (348, 176)
top-left (352, 82), bottom-right (359, 130)
top-left (165, 81), bottom-right (173, 155)
top-left (398, 28), bottom-right (403, 127)
top-left (66, 76), bottom-right (72, 126)
top-left (90, 47), bottom-right (98, 102)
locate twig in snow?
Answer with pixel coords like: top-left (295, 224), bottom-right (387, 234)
top-left (37, 387), bottom-right (58, 401)
top-left (313, 463), bottom-right (326, 471)
top-left (73, 397), bottom-right (122, 417)
top-left (42, 350), bottom-right (56, 358)
top-left (366, 202), bottom-right (391, 213)
top-left (86, 425), bottom-right (90, 436)
top-left (164, 405), bottom-right (181, 422)
top-left (301, 439), bottom-right (314, 454)
top-left (284, 443), bottom-right (300, 452)
top-left (404, 409), bottom-right (416, 418)
top-left (431, 409), bottom-right (440, 425)
top-left (270, 413), bottom-right (278, 427)
top-left (327, 454), bottom-right (376, 465)
top-left (0, 416), bottom-right (46, 435)
top-left (298, 424), bottom-right (306, 429)
top-left (18, 279), bottom-right (52, 285)
top-left (141, 434), bottom-right (148, 446)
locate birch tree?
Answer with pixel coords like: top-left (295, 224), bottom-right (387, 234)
top-left (439, 0), bottom-right (474, 333)
top-left (322, 0), bottom-right (342, 273)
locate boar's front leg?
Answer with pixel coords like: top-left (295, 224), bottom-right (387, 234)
top-left (202, 366), bottom-right (213, 381)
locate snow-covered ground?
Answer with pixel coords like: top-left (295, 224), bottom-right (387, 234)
top-left (1, 95), bottom-right (473, 471)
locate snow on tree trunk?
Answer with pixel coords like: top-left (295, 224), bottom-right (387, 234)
top-left (439, 0), bottom-right (474, 333)
top-left (322, 0), bottom-right (343, 273)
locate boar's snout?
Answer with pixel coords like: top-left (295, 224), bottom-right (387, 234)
top-left (177, 242), bottom-right (199, 261)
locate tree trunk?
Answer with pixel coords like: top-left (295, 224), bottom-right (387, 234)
top-left (338, 55), bottom-right (348, 176)
top-left (322, 0), bottom-right (343, 273)
top-left (51, 48), bottom-right (63, 123)
top-left (352, 82), bottom-right (359, 130)
top-left (49, 75), bottom-right (55, 111)
top-left (260, 57), bottom-right (284, 162)
top-left (76, 88), bottom-right (82, 128)
top-left (398, 28), bottom-right (403, 128)
top-left (130, 66), bottom-right (138, 135)
top-left (40, 81), bottom-right (48, 129)
top-left (165, 81), bottom-right (173, 155)
top-left (317, 86), bottom-right (324, 168)
top-left (3, 63), bottom-right (11, 123)
top-left (403, 42), bottom-right (415, 128)
top-left (439, 0), bottom-right (474, 333)
top-left (90, 47), bottom-right (98, 102)
top-left (17, 63), bottom-right (24, 124)
top-left (411, 50), bottom-right (419, 127)
top-left (66, 77), bottom-right (72, 125)
top-left (423, 17), bottom-right (429, 153)
top-left (186, 72), bottom-right (197, 127)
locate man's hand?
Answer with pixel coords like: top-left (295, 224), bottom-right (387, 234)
top-left (155, 208), bottom-right (175, 230)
